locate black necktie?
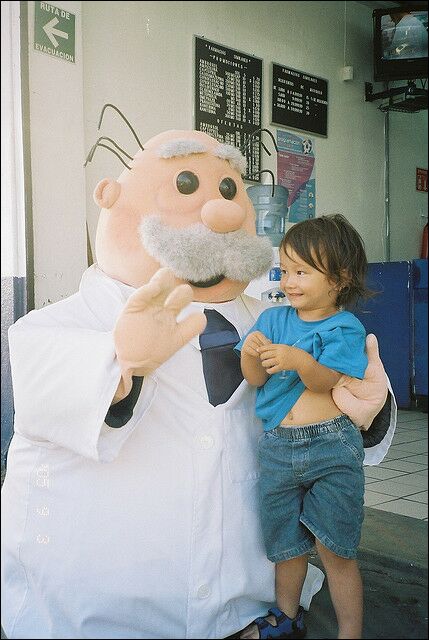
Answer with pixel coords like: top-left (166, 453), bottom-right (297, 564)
top-left (199, 309), bottom-right (244, 406)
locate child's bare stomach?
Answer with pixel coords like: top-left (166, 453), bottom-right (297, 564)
top-left (280, 389), bottom-right (342, 426)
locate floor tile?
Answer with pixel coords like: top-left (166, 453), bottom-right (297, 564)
top-left (386, 445), bottom-right (428, 459)
top-left (404, 491), bottom-right (428, 503)
top-left (407, 470), bottom-right (428, 478)
top-left (379, 459), bottom-right (427, 473)
top-left (390, 440), bottom-right (427, 454)
top-left (362, 479), bottom-right (425, 497)
top-left (364, 466), bottom-right (407, 481)
top-left (391, 431), bottom-right (428, 445)
top-left (363, 409), bottom-right (427, 520)
top-left (383, 449), bottom-right (418, 461)
top-left (397, 411), bottom-right (427, 423)
top-left (388, 473), bottom-right (428, 489)
top-left (370, 499), bottom-right (428, 519)
top-left (364, 490), bottom-right (397, 506)
top-left (400, 454), bottom-right (428, 464)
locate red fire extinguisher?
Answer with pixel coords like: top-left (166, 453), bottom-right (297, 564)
top-left (421, 223), bottom-right (428, 259)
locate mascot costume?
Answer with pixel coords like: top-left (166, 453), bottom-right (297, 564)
top-left (2, 105), bottom-right (396, 639)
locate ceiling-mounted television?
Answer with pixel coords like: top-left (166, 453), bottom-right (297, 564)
top-left (373, 5), bottom-right (428, 81)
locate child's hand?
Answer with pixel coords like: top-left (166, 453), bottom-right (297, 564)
top-left (258, 343), bottom-right (298, 374)
top-left (241, 331), bottom-right (271, 358)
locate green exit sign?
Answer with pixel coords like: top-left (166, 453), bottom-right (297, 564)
top-left (34, 2), bottom-right (75, 63)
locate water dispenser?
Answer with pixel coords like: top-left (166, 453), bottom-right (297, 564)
top-left (247, 183), bottom-right (289, 247)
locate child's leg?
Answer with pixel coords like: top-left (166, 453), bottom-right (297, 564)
top-left (275, 554), bottom-right (309, 618)
top-left (315, 539), bottom-right (363, 639)
top-left (237, 555), bottom-right (309, 639)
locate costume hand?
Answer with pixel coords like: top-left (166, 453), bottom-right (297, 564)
top-left (332, 334), bottom-right (388, 430)
top-left (241, 331), bottom-right (271, 358)
top-left (114, 267), bottom-right (207, 381)
top-left (258, 343), bottom-right (298, 375)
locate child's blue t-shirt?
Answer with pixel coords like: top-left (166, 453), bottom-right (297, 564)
top-left (234, 306), bottom-right (368, 432)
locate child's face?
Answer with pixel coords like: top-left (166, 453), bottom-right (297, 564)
top-left (279, 245), bottom-right (339, 319)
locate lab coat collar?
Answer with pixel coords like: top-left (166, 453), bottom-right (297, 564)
top-left (178, 298), bottom-right (253, 351)
top-left (80, 265), bottom-right (258, 349)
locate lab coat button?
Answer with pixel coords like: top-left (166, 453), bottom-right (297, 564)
top-left (199, 435), bottom-right (214, 449)
top-left (197, 584), bottom-right (211, 599)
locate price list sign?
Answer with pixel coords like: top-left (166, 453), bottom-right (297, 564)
top-left (271, 63), bottom-right (328, 136)
top-left (195, 36), bottom-right (262, 179)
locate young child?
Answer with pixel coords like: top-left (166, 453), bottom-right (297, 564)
top-left (235, 214), bottom-right (372, 640)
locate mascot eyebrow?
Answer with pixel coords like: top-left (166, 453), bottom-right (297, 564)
top-left (157, 139), bottom-right (247, 176)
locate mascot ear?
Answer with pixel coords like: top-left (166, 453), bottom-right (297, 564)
top-left (93, 178), bottom-right (121, 209)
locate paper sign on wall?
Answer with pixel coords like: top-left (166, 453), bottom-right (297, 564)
top-left (276, 130), bottom-right (316, 222)
top-left (416, 168), bottom-right (428, 192)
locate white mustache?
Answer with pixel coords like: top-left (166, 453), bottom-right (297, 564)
top-left (139, 215), bottom-right (273, 283)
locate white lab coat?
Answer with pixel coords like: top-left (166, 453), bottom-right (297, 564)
top-left (2, 265), bottom-right (328, 640)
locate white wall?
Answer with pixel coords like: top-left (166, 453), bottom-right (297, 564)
top-left (2, 1), bottom-right (26, 280)
top-left (81, 0), bottom-right (397, 265)
top-left (389, 111), bottom-right (428, 261)
top-left (27, 0), bottom-right (86, 307)
top-left (24, 1), bottom-right (427, 307)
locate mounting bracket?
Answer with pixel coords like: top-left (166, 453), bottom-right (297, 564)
top-left (364, 82), bottom-right (408, 102)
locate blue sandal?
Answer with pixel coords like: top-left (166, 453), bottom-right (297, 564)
top-left (248, 606), bottom-right (307, 639)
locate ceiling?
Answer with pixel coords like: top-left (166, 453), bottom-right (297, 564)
top-left (356, 1), bottom-right (428, 8)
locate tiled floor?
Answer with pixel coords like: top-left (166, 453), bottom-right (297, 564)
top-left (365, 408), bottom-right (428, 520)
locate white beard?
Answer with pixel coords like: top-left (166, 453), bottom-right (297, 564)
top-left (139, 215), bottom-right (273, 284)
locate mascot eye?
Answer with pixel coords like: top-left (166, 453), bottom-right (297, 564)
top-left (219, 177), bottom-right (237, 200)
top-left (176, 171), bottom-right (199, 195)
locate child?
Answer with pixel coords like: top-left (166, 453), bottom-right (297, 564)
top-left (235, 214), bottom-right (372, 639)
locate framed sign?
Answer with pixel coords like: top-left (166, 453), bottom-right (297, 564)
top-left (195, 36), bottom-right (263, 179)
top-left (416, 167), bottom-right (428, 192)
top-left (271, 63), bottom-right (328, 136)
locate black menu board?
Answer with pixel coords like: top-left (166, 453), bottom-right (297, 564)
top-left (271, 63), bottom-right (328, 136)
top-left (195, 36), bottom-right (263, 179)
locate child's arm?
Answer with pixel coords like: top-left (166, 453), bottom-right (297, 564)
top-left (258, 344), bottom-right (342, 392)
top-left (240, 331), bottom-right (271, 387)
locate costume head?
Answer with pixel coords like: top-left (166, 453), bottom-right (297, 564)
top-left (90, 117), bottom-right (273, 303)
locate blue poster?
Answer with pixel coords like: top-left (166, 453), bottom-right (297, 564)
top-left (276, 130), bottom-right (316, 222)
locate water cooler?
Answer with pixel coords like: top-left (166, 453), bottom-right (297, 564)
top-left (244, 183), bottom-right (291, 303)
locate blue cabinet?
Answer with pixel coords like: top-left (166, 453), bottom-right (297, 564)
top-left (355, 261), bottom-right (413, 408)
top-left (355, 260), bottom-right (428, 409)
top-left (413, 259), bottom-right (428, 407)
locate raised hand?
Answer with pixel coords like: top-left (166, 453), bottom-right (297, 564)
top-left (113, 268), bottom-right (207, 399)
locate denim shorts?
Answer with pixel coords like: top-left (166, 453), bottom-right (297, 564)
top-left (258, 414), bottom-right (365, 562)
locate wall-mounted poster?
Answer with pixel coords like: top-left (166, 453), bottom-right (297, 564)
top-left (416, 167), bottom-right (427, 192)
top-left (277, 130), bottom-right (316, 223)
top-left (194, 36), bottom-right (262, 180)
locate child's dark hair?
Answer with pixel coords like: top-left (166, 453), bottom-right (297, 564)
top-left (281, 214), bottom-right (372, 308)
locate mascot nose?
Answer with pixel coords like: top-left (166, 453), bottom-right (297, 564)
top-left (200, 199), bottom-right (246, 233)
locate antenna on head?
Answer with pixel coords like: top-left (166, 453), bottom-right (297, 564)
top-left (84, 136), bottom-right (133, 168)
top-left (84, 104), bottom-right (144, 169)
top-left (247, 169), bottom-right (276, 197)
top-left (98, 103), bottom-right (144, 150)
top-left (240, 128), bottom-right (279, 155)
